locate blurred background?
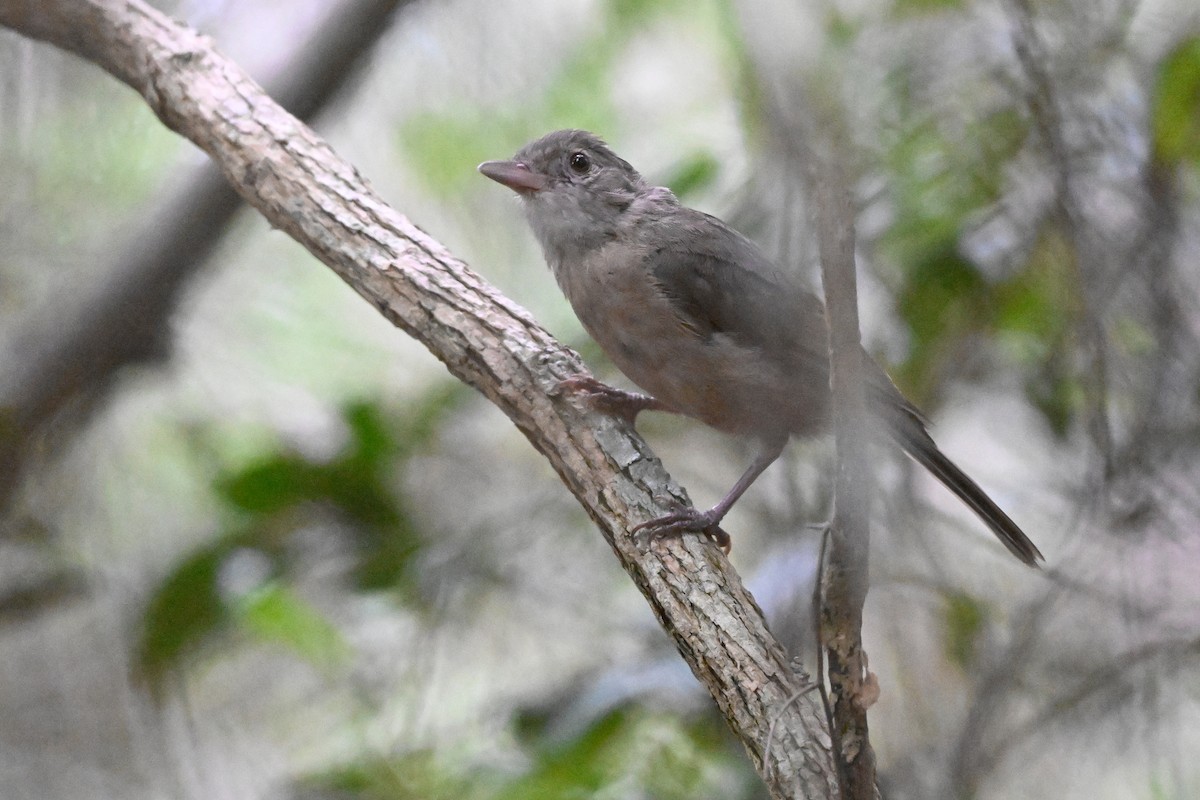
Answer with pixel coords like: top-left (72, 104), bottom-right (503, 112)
top-left (2, 0), bottom-right (1199, 797)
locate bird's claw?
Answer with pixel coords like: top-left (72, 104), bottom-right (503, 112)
top-left (633, 506), bottom-right (732, 554)
top-left (555, 375), bottom-right (655, 423)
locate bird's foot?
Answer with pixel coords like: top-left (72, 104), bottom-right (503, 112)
top-left (555, 375), bottom-right (661, 424)
top-left (633, 505), bottom-right (732, 554)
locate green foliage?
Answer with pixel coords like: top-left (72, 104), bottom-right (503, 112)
top-left (893, 0), bottom-right (965, 15)
top-left (398, 37), bottom-right (620, 197)
top-left (492, 710), bottom-right (632, 800)
top-left (1026, 361), bottom-right (1084, 439)
top-left (214, 393), bottom-right (461, 591)
top-left (894, 242), bottom-right (989, 398)
top-left (137, 386), bottom-right (466, 688)
top-left (10, 96), bottom-right (176, 217)
top-left (607, 0), bottom-right (688, 26)
top-left (826, 12), bottom-right (861, 47)
top-left (305, 751), bottom-right (475, 800)
top-left (138, 545), bottom-right (229, 687)
top-left (943, 590), bottom-right (988, 670)
top-left (491, 708), bottom-right (748, 800)
top-left (660, 150), bottom-right (720, 200)
top-left (400, 0), bottom-right (732, 199)
top-left (992, 236), bottom-right (1072, 347)
top-left (539, 49), bottom-right (620, 143)
top-left (299, 708), bottom-right (752, 800)
top-left (398, 115), bottom-right (528, 199)
top-left (1152, 37), bottom-right (1200, 169)
top-left (881, 110), bottom-right (1030, 400)
top-left (997, 230), bottom-right (1080, 437)
top-left (137, 530), bottom-right (351, 691)
top-left (235, 582), bottom-right (350, 670)
top-left (879, 95), bottom-right (1088, 434)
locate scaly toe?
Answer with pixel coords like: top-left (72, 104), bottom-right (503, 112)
top-left (632, 508), bottom-right (731, 553)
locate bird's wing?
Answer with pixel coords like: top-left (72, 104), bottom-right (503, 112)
top-left (643, 206), bottom-right (921, 413)
top-left (642, 208), bottom-right (827, 368)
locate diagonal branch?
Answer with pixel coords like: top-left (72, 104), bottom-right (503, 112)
top-left (0, 1), bottom-right (838, 796)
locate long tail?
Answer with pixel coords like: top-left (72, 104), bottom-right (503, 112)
top-left (890, 412), bottom-right (1044, 567)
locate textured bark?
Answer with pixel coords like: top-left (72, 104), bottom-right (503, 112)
top-left (0, 0), bottom-right (839, 796)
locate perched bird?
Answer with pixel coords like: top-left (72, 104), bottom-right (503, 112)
top-left (479, 129), bottom-right (1042, 566)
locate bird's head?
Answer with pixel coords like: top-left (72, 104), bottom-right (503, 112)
top-left (478, 130), bottom-right (647, 262)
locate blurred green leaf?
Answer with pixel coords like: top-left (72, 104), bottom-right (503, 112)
top-left (139, 389), bottom-right (464, 686)
top-left (235, 582), bottom-right (350, 670)
top-left (1028, 364), bottom-right (1084, 439)
top-left (494, 709), bottom-right (629, 800)
top-left (826, 9), bottom-right (860, 46)
top-left (994, 256), bottom-right (1069, 345)
top-left (1152, 37), bottom-right (1200, 168)
top-left (406, 0), bottom-right (735, 197)
top-left (943, 591), bottom-right (987, 669)
top-left (996, 229), bottom-right (1080, 437)
top-left (496, 707), bottom-right (747, 800)
top-left (300, 707), bottom-right (752, 800)
top-left (541, 49), bottom-right (619, 137)
top-left (399, 114), bottom-right (523, 198)
top-left (302, 751), bottom-right (475, 800)
top-left (217, 457), bottom-right (322, 514)
top-left (137, 545), bottom-right (230, 688)
top-left (212, 393), bottom-right (471, 593)
top-left (894, 243), bottom-right (988, 397)
top-left (344, 400), bottom-right (396, 465)
top-left (607, 0), bottom-right (688, 27)
top-left (9, 97), bottom-right (176, 220)
top-left (661, 151), bottom-right (720, 200)
top-left (993, 228), bottom-right (1074, 358)
top-left (881, 108), bottom-right (1030, 400)
top-left (894, 0), bottom-right (965, 14)
top-left (396, 382), bottom-right (469, 454)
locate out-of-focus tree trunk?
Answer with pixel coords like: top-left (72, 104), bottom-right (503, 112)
top-left (0, 0), bottom-right (411, 511)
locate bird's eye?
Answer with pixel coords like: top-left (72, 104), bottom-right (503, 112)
top-left (568, 151), bottom-right (591, 174)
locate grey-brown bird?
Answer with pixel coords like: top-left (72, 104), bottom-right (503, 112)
top-left (479, 129), bottom-right (1042, 566)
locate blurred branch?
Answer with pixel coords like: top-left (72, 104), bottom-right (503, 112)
top-left (0, 569), bottom-right (87, 623)
top-left (954, 621), bottom-right (1200, 794)
top-left (731, 9), bottom-right (880, 795)
top-left (0, 1), bottom-right (839, 796)
top-left (807, 136), bottom-right (877, 800)
top-left (1004, 0), bottom-right (1116, 478)
top-left (945, 591), bottom-right (1050, 796)
top-left (0, 0), bottom-right (411, 510)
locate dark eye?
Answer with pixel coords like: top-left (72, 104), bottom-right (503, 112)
top-left (568, 151), bottom-right (591, 174)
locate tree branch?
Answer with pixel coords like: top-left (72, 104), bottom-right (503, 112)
top-left (0, 0), bottom-right (838, 796)
top-left (809, 143), bottom-right (876, 800)
top-left (751, 57), bottom-right (879, 800)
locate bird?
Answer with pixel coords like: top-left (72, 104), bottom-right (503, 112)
top-left (478, 129), bottom-right (1042, 566)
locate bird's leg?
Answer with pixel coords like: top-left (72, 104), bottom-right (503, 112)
top-left (556, 375), bottom-right (671, 424)
top-left (634, 436), bottom-right (788, 554)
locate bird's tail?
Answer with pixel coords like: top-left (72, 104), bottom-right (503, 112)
top-left (889, 413), bottom-right (1044, 567)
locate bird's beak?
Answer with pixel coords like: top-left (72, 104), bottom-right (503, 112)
top-left (478, 160), bottom-right (547, 194)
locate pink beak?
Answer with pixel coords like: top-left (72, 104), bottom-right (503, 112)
top-left (478, 160), bottom-right (547, 193)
